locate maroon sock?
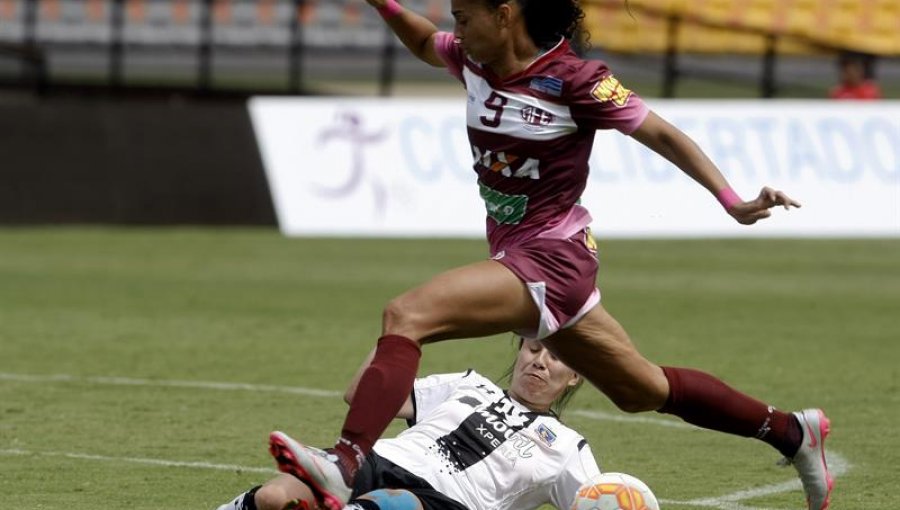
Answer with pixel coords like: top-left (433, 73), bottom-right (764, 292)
top-left (334, 334), bottom-right (421, 475)
top-left (658, 366), bottom-right (802, 457)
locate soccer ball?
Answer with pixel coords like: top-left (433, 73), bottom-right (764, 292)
top-left (570, 472), bottom-right (660, 510)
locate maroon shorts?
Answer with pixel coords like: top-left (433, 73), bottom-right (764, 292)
top-left (492, 230), bottom-right (600, 339)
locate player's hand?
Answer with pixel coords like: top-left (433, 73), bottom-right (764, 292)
top-left (727, 186), bottom-right (801, 225)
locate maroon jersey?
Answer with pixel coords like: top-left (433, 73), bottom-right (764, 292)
top-left (434, 32), bottom-right (649, 254)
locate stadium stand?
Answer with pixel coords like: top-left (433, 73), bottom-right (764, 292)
top-left (0, 0), bottom-right (895, 55)
top-left (0, 0), bottom-right (895, 96)
top-left (583, 0), bottom-right (899, 56)
top-left (0, 0), bottom-right (452, 48)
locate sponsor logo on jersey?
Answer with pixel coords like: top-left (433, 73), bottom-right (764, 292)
top-left (590, 75), bottom-right (633, 107)
top-left (472, 145), bottom-right (541, 180)
top-left (435, 397), bottom-right (536, 471)
top-left (479, 182), bottom-right (528, 225)
top-left (529, 76), bottom-right (564, 97)
top-left (499, 432), bottom-right (537, 465)
top-left (520, 106), bottom-right (555, 128)
top-left (536, 423), bottom-right (557, 446)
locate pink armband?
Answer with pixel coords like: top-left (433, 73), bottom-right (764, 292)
top-left (378, 0), bottom-right (403, 19)
top-left (715, 186), bottom-right (742, 210)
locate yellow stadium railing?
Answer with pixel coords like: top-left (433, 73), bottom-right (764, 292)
top-left (582, 0), bottom-right (897, 97)
top-left (583, 0), bottom-right (899, 56)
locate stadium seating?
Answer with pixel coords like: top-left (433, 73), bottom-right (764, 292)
top-left (0, 0), bottom-right (894, 56)
top-left (582, 0), bottom-right (899, 56)
top-left (0, 0), bottom-right (454, 48)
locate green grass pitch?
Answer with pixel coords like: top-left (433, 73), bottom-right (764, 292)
top-left (0, 228), bottom-right (897, 509)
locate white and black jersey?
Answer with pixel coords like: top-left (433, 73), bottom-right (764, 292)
top-left (372, 370), bottom-right (600, 510)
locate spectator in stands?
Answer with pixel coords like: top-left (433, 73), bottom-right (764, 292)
top-left (830, 51), bottom-right (882, 100)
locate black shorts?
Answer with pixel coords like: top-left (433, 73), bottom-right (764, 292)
top-left (351, 453), bottom-right (469, 510)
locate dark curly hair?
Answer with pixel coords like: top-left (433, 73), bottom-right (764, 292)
top-left (484, 0), bottom-right (585, 49)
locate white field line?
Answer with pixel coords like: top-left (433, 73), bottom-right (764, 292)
top-left (1, 371), bottom-right (851, 509)
top-left (658, 451), bottom-right (850, 510)
top-left (0, 371), bottom-right (685, 429)
top-left (0, 447), bottom-right (849, 510)
top-left (0, 371), bottom-right (341, 398)
top-left (570, 409), bottom-right (694, 429)
top-left (0, 447), bottom-right (277, 474)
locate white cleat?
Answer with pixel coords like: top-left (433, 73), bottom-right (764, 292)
top-left (781, 409), bottom-right (833, 510)
top-left (268, 431), bottom-right (352, 510)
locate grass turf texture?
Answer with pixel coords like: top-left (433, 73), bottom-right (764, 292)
top-left (0, 228), bottom-right (897, 509)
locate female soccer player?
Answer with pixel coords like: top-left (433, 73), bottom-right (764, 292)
top-left (220, 339), bottom-right (595, 510)
top-left (270, 1), bottom-right (831, 509)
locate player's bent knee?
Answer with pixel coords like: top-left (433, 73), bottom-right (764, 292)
top-left (254, 484), bottom-right (291, 510)
top-left (605, 376), bottom-right (669, 413)
top-left (356, 489), bottom-right (423, 510)
top-left (382, 296), bottom-right (431, 341)
top-left (254, 475), bottom-right (315, 510)
top-left (382, 296), bottom-right (412, 330)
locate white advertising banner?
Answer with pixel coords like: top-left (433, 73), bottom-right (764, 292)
top-left (249, 98), bottom-right (900, 238)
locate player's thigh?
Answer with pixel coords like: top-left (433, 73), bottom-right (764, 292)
top-left (358, 489), bottom-right (424, 510)
top-left (384, 259), bottom-right (539, 343)
top-left (255, 474), bottom-right (316, 510)
top-left (541, 303), bottom-right (669, 412)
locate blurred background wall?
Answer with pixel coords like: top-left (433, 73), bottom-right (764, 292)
top-left (0, 0), bottom-right (897, 226)
top-left (0, 96), bottom-right (275, 224)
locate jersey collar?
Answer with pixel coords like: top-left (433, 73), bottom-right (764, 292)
top-left (503, 390), bottom-right (559, 418)
top-left (480, 37), bottom-right (569, 85)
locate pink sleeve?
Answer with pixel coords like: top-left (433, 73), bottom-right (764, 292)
top-left (569, 61), bottom-right (649, 134)
top-left (433, 31), bottom-right (465, 84)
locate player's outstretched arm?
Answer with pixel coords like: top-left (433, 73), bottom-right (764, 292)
top-left (630, 111), bottom-right (800, 225)
top-left (365, 0), bottom-right (445, 68)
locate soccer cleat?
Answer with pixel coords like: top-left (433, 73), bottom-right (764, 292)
top-left (269, 431), bottom-right (353, 510)
top-left (780, 409), bottom-right (833, 510)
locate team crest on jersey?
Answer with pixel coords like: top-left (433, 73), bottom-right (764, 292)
top-left (520, 106), bottom-right (555, 129)
top-left (591, 75), bottom-right (633, 107)
top-left (536, 423), bottom-right (557, 446)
